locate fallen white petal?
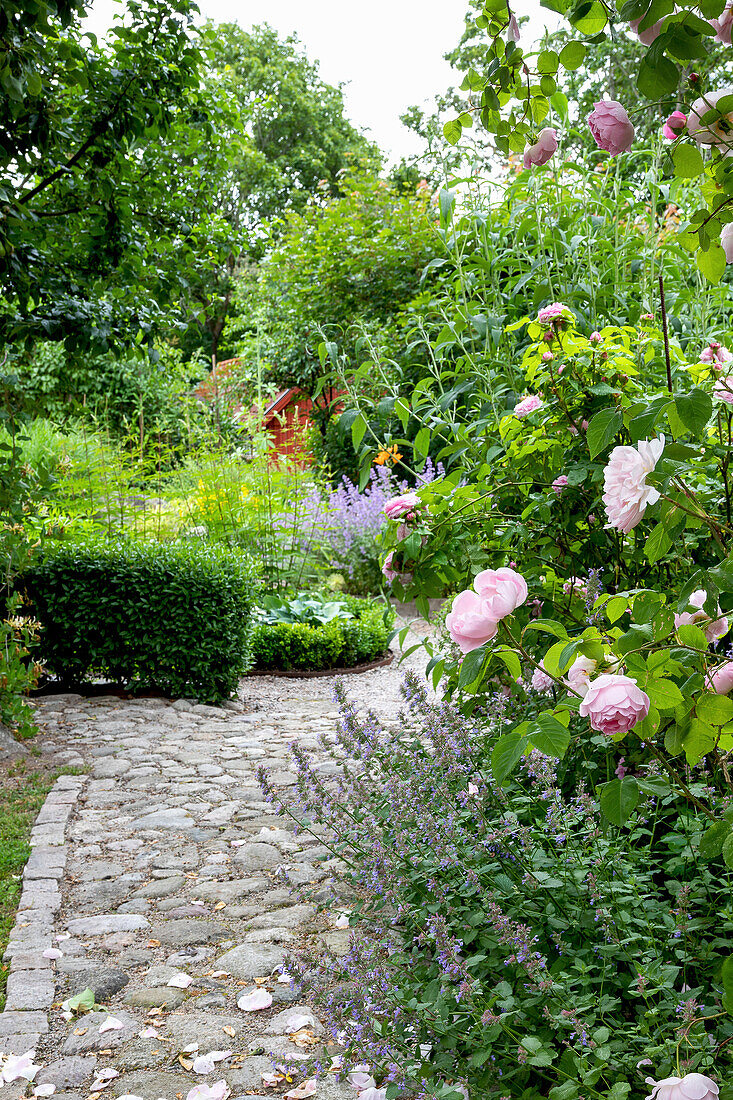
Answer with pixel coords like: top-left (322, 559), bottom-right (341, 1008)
top-left (186, 1081), bottom-right (231, 1100)
top-left (167, 973), bottom-right (193, 988)
top-left (348, 1071), bottom-right (375, 1091)
top-left (99, 1016), bottom-right (124, 1033)
top-left (358, 1090), bottom-right (386, 1100)
top-left (138, 1028), bottom-right (159, 1039)
top-left (261, 1073), bottom-right (281, 1088)
top-left (42, 948), bottom-right (63, 960)
top-left (284, 1079), bottom-right (317, 1100)
top-left (34, 1086), bottom-right (56, 1097)
top-left (193, 1056), bottom-right (216, 1076)
top-left (2, 1051), bottom-right (41, 1083)
top-left (55, 932), bottom-right (71, 942)
top-left (332, 913), bottom-right (350, 930)
top-left (181, 1044), bottom-right (199, 1054)
top-left (277, 971), bottom-right (293, 984)
top-left (237, 988), bottom-right (272, 1011)
top-left (229, 840), bottom-right (247, 847)
top-left (117, 1095), bottom-right (145, 1100)
top-left (209, 971), bottom-right (229, 979)
top-left (209, 1052), bottom-right (232, 1063)
top-left (283, 1013), bottom-right (314, 1032)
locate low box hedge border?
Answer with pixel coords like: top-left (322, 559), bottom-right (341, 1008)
top-left (21, 537), bottom-right (259, 702)
top-left (251, 595), bottom-right (394, 672)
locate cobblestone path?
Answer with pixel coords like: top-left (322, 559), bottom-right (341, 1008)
top-left (0, 657), bottom-right (419, 1100)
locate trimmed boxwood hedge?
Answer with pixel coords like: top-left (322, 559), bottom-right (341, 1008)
top-left (252, 595), bottom-right (394, 672)
top-left (21, 538), bottom-right (258, 702)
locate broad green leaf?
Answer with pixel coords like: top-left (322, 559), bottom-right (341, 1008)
top-left (723, 831), bottom-right (733, 869)
top-left (606, 596), bottom-right (628, 623)
top-left (458, 646), bottom-right (487, 689)
top-left (684, 718), bottom-right (718, 764)
top-left (443, 119), bottom-right (462, 146)
top-left (674, 387), bottom-right (712, 435)
top-left (697, 693), bottom-right (733, 726)
top-left (586, 408), bottom-right (622, 458)
top-left (569, 0), bottom-right (608, 33)
top-left (493, 645), bottom-right (523, 681)
top-left (677, 623), bottom-right (710, 650)
top-left (559, 41), bottom-right (586, 69)
top-left (672, 143), bottom-right (704, 178)
top-left (491, 731), bottom-right (528, 783)
top-left (529, 712), bottom-right (571, 757)
top-left (699, 818), bottom-right (733, 859)
top-left (645, 678), bottom-right (683, 712)
top-left (600, 777), bottom-right (639, 826)
top-left (523, 618), bottom-right (569, 638)
top-left (351, 412), bottom-right (367, 449)
top-left (645, 523), bottom-right (672, 564)
top-left (697, 243), bottom-right (727, 285)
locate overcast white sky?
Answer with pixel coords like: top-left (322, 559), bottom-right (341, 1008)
top-left (85, 0), bottom-right (557, 164)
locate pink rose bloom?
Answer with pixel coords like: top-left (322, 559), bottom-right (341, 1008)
top-left (579, 673), bottom-right (650, 735)
top-left (383, 492), bottom-right (419, 519)
top-left (589, 331), bottom-right (602, 345)
top-left (629, 15), bottom-right (664, 43)
top-left (645, 1075), bottom-right (718, 1100)
top-left (531, 661), bottom-right (553, 693)
top-left (662, 110), bottom-right (687, 140)
top-left (688, 88), bottom-right (733, 147)
top-left (474, 566), bottom-right (528, 619)
top-left (523, 128), bottom-right (558, 169)
top-left (602, 435), bottom-right (665, 534)
top-left (445, 590), bottom-right (499, 654)
top-left (699, 339), bottom-right (733, 366)
top-left (552, 474), bottom-right (568, 495)
top-left (514, 393), bottom-right (543, 418)
top-left (565, 654), bottom-right (596, 696)
top-left (563, 575), bottom-right (587, 597)
top-left (714, 376), bottom-right (733, 403)
top-left (537, 302), bottom-right (572, 325)
top-left (588, 100), bottom-right (635, 155)
top-left (712, 0), bottom-right (733, 43)
top-left (675, 589), bottom-right (729, 643)
top-left (722, 223), bottom-right (733, 263)
top-left (711, 661), bottom-right (733, 694)
top-left (381, 551), bottom-right (412, 586)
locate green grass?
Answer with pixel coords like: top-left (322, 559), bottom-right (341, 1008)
top-left (0, 764), bottom-right (56, 1010)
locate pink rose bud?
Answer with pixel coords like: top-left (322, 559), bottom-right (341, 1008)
top-left (711, 661), bottom-right (733, 694)
top-left (542, 351), bottom-right (554, 362)
top-left (615, 756), bottom-right (627, 779)
top-left (578, 673), bottom-right (650, 735)
top-left (645, 1074), bottom-right (719, 1100)
top-left (523, 127), bottom-right (558, 169)
top-left (589, 331), bottom-right (602, 345)
top-left (381, 551), bottom-right (412, 586)
top-left (543, 331), bottom-right (554, 342)
top-left (552, 474), bottom-right (569, 495)
top-left (581, 419), bottom-right (589, 430)
top-left (629, 15), bottom-right (664, 43)
top-left (721, 222), bottom-right (733, 263)
top-left (383, 492), bottom-right (420, 519)
top-left (473, 566), bottom-right (528, 620)
top-left (641, 312), bottom-right (654, 321)
top-left (588, 100), bottom-right (635, 155)
top-left (507, 12), bottom-right (520, 41)
top-left (662, 110), bottom-right (687, 140)
top-left (445, 590), bottom-right (499, 654)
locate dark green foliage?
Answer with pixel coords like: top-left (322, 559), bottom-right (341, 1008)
top-left (252, 594), bottom-right (393, 671)
top-left (22, 539), bottom-right (258, 701)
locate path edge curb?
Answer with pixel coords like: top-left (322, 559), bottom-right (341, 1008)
top-left (0, 772), bottom-right (88, 1055)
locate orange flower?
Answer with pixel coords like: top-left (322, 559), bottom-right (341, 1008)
top-left (373, 445), bottom-right (403, 466)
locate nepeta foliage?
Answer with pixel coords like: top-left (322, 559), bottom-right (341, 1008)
top-left (263, 675), bottom-right (733, 1100)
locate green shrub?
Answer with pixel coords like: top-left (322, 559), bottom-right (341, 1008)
top-left (21, 539), bottom-right (258, 702)
top-left (252, 594), bottom-right (393, 671)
